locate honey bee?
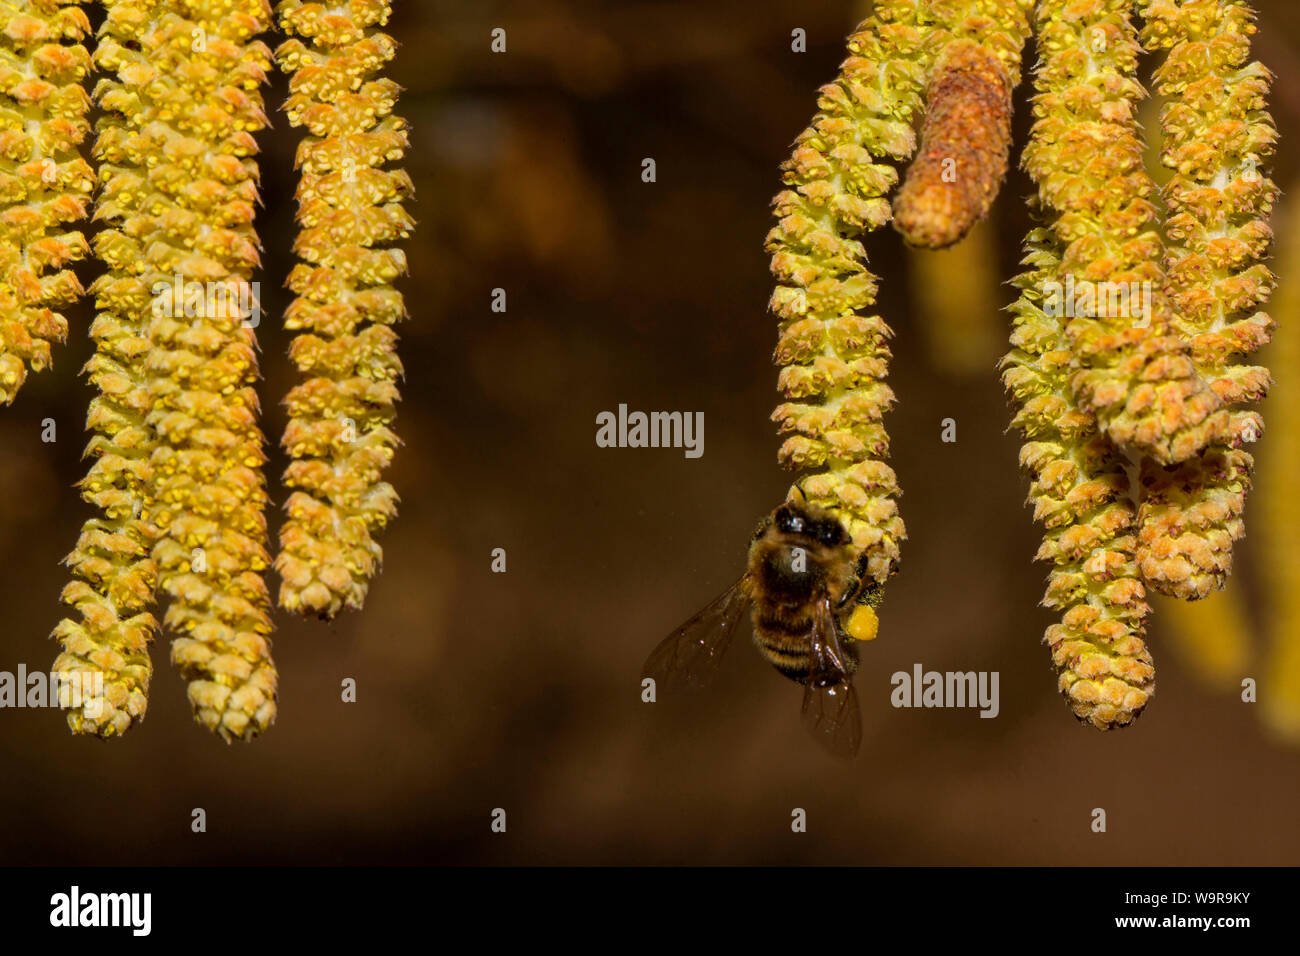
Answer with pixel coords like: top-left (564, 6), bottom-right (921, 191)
top-left (644, 496), bottom-right (883, 757)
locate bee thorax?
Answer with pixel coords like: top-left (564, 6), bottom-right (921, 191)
top-left (756, 546), bottom-right (826, 602)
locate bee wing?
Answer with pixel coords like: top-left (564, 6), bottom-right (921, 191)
top-left (800, 600), bottom-right (862, 758)
top-left (806, 598), bottom-right (856, 687)
top-left (801, 680), bottom-right (862, 759)
top-left (643, 579), bottom-right (751, 694)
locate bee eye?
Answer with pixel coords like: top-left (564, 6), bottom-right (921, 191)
top-left (818, 524), bottom-right (839, 545)
top-left (776, 507), bottom-right (803, 534)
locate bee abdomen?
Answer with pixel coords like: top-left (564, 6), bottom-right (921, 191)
top-left (752, 607), bottom-right (812, 682)
top-left (755, 606), bottom-right (811, 636)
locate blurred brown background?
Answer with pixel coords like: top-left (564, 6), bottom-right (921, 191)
top-left (1, 0), bottom-right (1298, 865)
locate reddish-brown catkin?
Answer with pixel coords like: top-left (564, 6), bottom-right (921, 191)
top-left (274, 0), bottom-right (413, 619)
top-left (892, 39), bottom-right (1014, 249)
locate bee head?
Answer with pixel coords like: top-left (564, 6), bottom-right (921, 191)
top-left (753, 504), bottom-right (851, 602)
top-left (774, 504), bottom-right (848, 548)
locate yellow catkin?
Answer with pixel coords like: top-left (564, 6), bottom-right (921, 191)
top-left (0, 0), bottom-right (93, 404)
top-left (1136, 0), bottom-right (1276, 600)
top-left (907, 218), bottom-right (1003, 377)
top-left (1003, 0), bottom-right (1158, 729)
top-left (39, 0), bottom-right (153, 738)
top-left (274, 0), bottom-right (412, 619)
top-left (1258, 205), bottom-right (1300, 741)
top-left (1039, 2), bottom-right (1228, 469)
top-left (769, 0), bottom-right (1031, 587)
top-left (1155, 590), bottom-right (1252, 688)
top-left (93, 0), bottom-right (278, 741)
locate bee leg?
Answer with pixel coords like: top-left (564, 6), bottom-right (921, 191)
top-left (810, 621), bottom-right (852, 687)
